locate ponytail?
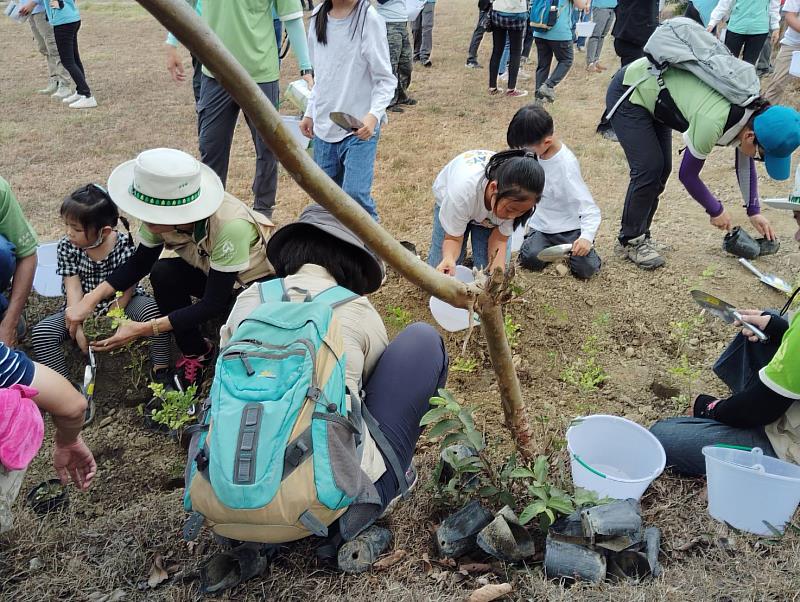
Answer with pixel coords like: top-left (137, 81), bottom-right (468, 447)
top-left (485, 149), bottom-right (545, 230)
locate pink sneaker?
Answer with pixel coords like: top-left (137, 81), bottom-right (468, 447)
top-left (505, 89), bottom-right (529, 98)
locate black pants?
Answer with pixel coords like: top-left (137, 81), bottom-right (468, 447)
top-left (150, 258), bottom-right (229, 356)
top-left (724, 31), bottom-right (769, 65)
top-left (522, 22), bottom-right (534, 59)
top-left (489, 28), bottom-right (524, 89)
top-left (613, 37), bottom-right (644, 67)
top-left (606, 68), bottom-right (672, 245)
top-left (467, 9), bottom-right (489, 63)
top-left (53, 20), bottom-right (90, 96)
top-left (367, 323), bottom-right (449, 506)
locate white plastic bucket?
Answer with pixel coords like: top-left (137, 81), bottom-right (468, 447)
top-left (790, 51), bottom-right (800, 78)
top-left (566, 415), bottom-right (666, 500)
top-left (33, 242), bottom-right (62, 297)
top-left (702, 445), bottom-right (800, 535)
top-left (429, 266), bottom-right (479, 332)
top-left (280, 116), bottom-right (311, 150)
top-left (575, 21), bottom-right (595, 38)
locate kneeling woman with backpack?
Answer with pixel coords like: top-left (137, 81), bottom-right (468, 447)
top-left (183, 204), bottom-right (447, 583)
top-left (65, 148), bottom-right (274, 388)
top-left (605, 21), bottom-right (800, 271)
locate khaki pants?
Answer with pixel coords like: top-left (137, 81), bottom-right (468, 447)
top-left (28, 11), bottom-right (69, 85)
top-left (0, 466), bottom-right (27, 534)
top-left (764, 42), bottom-right (800, 104)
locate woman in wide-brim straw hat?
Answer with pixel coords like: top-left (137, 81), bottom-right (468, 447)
top-left (220, 204), bottom-right (449, 545)
top-left (65, 148), bottom-right (274, 387)
top-left (651, 167), bottom-right (800, 474)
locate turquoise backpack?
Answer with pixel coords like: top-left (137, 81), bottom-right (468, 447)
top-left (183, 279), bottom-right (365, 544)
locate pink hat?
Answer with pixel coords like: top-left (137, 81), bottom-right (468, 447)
top-left (0, 385), bottom-right (43, 471)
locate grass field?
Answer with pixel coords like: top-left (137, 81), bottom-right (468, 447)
top-left (1, 1), bottom-right (800, 600)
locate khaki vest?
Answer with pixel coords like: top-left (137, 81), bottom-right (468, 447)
top-left (158, 193), bottom-right (274, 285)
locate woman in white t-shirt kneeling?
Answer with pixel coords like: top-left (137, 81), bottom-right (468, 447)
top-left (427, 149), bottom-right (544, 275)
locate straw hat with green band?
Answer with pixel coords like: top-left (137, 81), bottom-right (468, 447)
top-left (107, 148), bottom-right (224, 225)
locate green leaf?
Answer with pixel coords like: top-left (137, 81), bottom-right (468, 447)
top-left (477, 485), bottom-right (499, 498)
top-left (548, 496), bottom-right (575, 515)
top-left (466, 429), bottom-right (485, 451)
top-left (460, 464), bottom-right (483, 474)
top-left (457, 409), bottom-right (475, 432)
top-left (762, 521), bottom-right (784, 538)
top-left (420, 406), bottom-right (451, 426)
top-left (441, 432), bottom-right (471, 448)
top-left (499, 491), bottom-right (516, 508)
top-left (437, 389), bottom-right (460, 408)
top-left (528, 485), bottom-right (548, 500)
top-left (509, 467), bottom-right (536, 479)
top-left (519, 501), bottom-right (547, 525)
top-left (429, 396), bottom-right (446, 407)
top-left (544, 508), bottom-right (556, 523)
top-left (533, 455), bottom-right (549, 483)
top-left (427, 419), bottom-right (461, 439)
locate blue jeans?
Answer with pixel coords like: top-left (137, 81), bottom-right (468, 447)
top-left (0, 235), bottom-right (17, 315)
top-left (427, 204), bottom-right (493, 269)
top-left (313, 128), bottom-right (381, 221)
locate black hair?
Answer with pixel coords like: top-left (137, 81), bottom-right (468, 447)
top-left (271, 226), bottom-right (371, 295)
top-left (60, 184), bottom-right (130, 240)
top-left (485, 149), bottom-right (546, 229)
top-left (314, 0), bottom-right (369, 45)
top-left (746, 97), bottom-right (772, 131)
top-left (506, 104), bottom-right (555, 149)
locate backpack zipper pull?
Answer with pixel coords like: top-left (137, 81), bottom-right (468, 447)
top-left (239, 352), bottom-right (255, 376)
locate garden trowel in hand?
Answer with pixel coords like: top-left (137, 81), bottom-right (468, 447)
top-left (690, 290), bottom-right (768, 342)
top-left (536, 243), bottom-right (573, 263)
top-left (82, 348), bottom-right (97, 425)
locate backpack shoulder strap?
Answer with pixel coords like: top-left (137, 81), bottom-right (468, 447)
top-left (258, 278), bottom-right (288, 304)
top-left (311, 285), bottom-right (360, 309)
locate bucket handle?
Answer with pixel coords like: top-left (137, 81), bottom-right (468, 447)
top-left (713, 444), bottom-right (753, 451)
top-left (572, 454), bottom-right (607, 479)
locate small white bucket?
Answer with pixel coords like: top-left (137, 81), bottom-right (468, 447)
top-left (575, 21), bottom-right (596, 38)
top-left (280, 116), bottom-right (311, 150)
top-left (790, 51), bottom-right (800, 78)
top-left (429, 266), bottom-right (479, 332)
top-left (702, 445), bottom-right (800, 535)
top-left (566, 415), bottom-right (666, 500)
top-left (33, 242), bottom-right (62, 297)
top-left (285, 79), bottom-right (311, 114)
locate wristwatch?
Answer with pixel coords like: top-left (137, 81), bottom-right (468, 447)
top-left (300, 69), bottom-right (314, 77)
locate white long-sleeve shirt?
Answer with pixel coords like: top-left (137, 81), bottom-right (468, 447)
top-left (528, 144), bottom-right (601, 242)
top-left (304, 4), bottom-right (397, 143)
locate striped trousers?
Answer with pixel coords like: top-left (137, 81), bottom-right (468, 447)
top-left (31, 294), bottom-right (171, 378)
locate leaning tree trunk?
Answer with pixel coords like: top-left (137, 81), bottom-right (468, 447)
top-left (135, 0), bottom-right (536, 456)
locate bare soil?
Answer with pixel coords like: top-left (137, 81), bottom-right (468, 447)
top-left (1, 1), bottom-right (800, 600)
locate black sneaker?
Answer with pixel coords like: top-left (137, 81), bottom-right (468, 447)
top-left (387, 104), bottom-right (404, 113)
top-left (398, 97), bottom-right (417, 106)
top-left (422, 59), bottom-right (432, 67)
top-left (465, 61), bottom-right (482, 69)
top-left (175, 339), bottom-right (215, 389)
top-left (151, 367), bottom-right (177, 390)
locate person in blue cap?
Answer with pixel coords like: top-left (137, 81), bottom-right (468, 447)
top-left (605, 54), bottom-right (800, 270)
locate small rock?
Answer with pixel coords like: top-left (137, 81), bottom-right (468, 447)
top-left (106, 408), bottom-right (116, 416)
top-left (632, 339), bottom-right (640, 346)
top-left (688, 338), bottom-right (699, 346)
top-left (555, 264), bottom-right (570, 277)
top-left (134, 436), bottom-right (150, 447)
top-left (99, 416), bottom-right (114, 428)
top-left (625, 347), bottom-right (636, 358)
top-left (585, 299), bottom-right (595, 307)
top-left (28, 558), bottom-right (44, 571)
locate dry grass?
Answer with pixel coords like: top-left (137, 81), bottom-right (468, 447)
top-left (2, 0), bottom-right (800, 600)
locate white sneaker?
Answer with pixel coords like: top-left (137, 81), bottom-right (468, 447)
top-left (52, 84), bottom-right (73, 99)
top-left (69, 96), bottom-right (98, 109)
top-left (62, 92), bottom-right (82, 104)
top-left (38, 81), bottom-right (58, 95)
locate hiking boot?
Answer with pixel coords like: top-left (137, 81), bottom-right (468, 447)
top-left (621, 235), bottom-right (665, 270)
top-left (175, 340), bottom-right (214, 388)
top-left (398, 97), bottom-right (417, 106)
top-left (38, 80), bottom-right (59, 94)
top-left (422, 59), bottom-right (432, 67)
top-left (52, 84), bottom-right (72, 99)
top-left (387, 104), bottom-right (404, 113)
top-left (537, 84), bottom-right (556, 102)
top-left (506, 88), bottom-right (528, 98)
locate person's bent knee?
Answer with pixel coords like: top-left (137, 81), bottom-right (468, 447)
top-left (570, 256), bottom-right (601, 280)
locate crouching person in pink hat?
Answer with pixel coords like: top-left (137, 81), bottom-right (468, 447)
top-left (0, 344), bottom-right (96, 533)
top-left (65, 149), bottom-right (274, 388)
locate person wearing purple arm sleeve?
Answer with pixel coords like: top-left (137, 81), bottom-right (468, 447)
top-left (605, 55), bottom-right (800, 270)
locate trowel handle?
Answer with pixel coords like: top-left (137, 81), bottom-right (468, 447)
top-left (732, 312), bottom-right (768, 342)
top-left (738, 258), bottom-right (765, 279)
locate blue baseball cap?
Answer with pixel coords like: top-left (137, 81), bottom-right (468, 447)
top-left (753, 106), bottom-right (800, 181)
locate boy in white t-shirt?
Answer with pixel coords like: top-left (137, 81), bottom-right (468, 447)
top-left (764, 0), bottom-right (800, 104)
top-left (508, 105), bottom-right (602, 279)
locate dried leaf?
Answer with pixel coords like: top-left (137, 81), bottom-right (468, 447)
top-left (466, 583), bottom-right (513, 602)
top-left (147, 554), bottom-right (169, 589)
top-left (459, 562), bottom-right (493, 573)
top-left (373, 549), bottom-right (407, 570)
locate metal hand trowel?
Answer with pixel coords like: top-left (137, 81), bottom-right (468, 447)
top-left (330, 112), bottom-right (364, 132)
top-left (738, 258), bottom-right (793, 294)
top-left (691, 290), bottom-right (768, 341)
top-left (536, 243), bottom-right (573, 263)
